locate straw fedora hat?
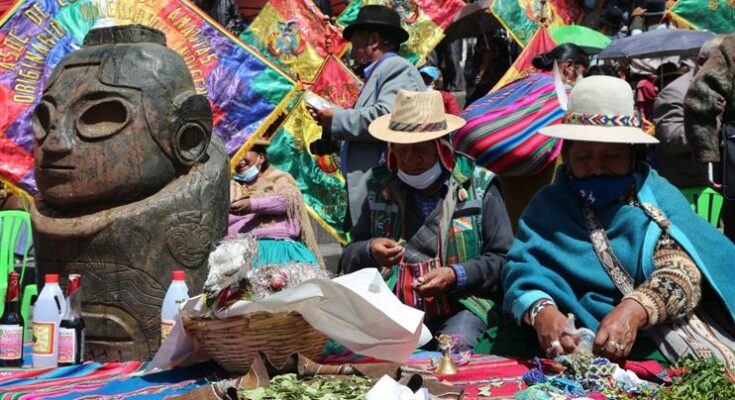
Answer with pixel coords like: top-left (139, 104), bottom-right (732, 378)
top-left (539, 76), bottom-right (658, 144)
top-left (369, 90), bottom-right (466, 144)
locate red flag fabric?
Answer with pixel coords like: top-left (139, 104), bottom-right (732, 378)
top-left (490, 27), bottom-right (557, 93)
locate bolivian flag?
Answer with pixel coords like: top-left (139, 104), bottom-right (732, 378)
top-left (337, 0), bottom-right (465, 65)
top-left (240, 0), bottom-right (348, 81)
top-left (669, 0), bottom-right (735, 33)
top-left (265, 57), bottom-right (363, 242)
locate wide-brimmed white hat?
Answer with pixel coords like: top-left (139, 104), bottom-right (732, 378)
top-left (369, 90), bottom-right (466, 144)
top-left (540, 76), bottom-right (659, 144)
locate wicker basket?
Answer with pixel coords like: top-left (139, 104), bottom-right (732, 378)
top-left (182, 311), bottom-right (328, 374)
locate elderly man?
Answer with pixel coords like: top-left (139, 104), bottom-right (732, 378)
top-left (339, 90), bottom-right (513, 350)
top-left (309, 5), bottom-right (425, 229)
top-left (685, 33), bottom-right (735, 241)
top-left (653, 35), bottom-right (725, 189)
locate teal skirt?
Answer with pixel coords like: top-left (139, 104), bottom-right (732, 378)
top-left (253, 238), bottom-right (318, 269)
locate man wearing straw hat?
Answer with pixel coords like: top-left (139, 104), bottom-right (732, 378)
top-left (308, 5), bottom-right (425, 230)
top-left (339, 90), bottom-right (513, 350)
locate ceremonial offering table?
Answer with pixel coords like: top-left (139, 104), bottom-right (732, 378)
top-left (1, 345), bottom-right (540, 399)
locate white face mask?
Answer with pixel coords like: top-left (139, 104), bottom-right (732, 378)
top-left (397, 162), bottom-right (442, 190)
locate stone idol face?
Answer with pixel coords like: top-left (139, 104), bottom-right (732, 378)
top-left (31, 25), bottom-right (229, 361)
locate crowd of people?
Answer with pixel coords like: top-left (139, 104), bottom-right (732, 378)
top-left (219, 2), bottom-right (735, 368)
top-left (0, 0), bottom-right (731, 373)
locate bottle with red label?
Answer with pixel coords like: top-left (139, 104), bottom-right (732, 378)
top-left (0, 271), bottom-right (24, 367)
top-left (58, 274), bottom-right (84, 366)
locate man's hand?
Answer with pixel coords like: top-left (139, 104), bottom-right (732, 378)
top-left (594, 299), bottom-right (648, 360)
top-left (631, 6), bottom-right (646, 16)
top-left (412, 267), bottom-right (456, 297)
top-left (306, 104), bottom-right (335, 128)
top-left (231, 199), bottom-right (251, 213)
top-left (369, 238), bottom-right (405, 267)
top-left (533, 306), bottom-right (577, 357)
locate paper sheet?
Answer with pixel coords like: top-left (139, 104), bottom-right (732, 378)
top-left (152, 269), bottom-right (431, 369)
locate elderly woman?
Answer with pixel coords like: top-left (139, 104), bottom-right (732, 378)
top-left (502, 76), bottom-right (735, 366)
top-left (229, 139), bottom-right (322, 268)
top-left (340, 90), bottom-right (514, 350)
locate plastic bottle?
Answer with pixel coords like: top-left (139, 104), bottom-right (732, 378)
top-left (58, 274), bottom-right (85, 366)
top-left (161, 270), bottom-right (189, 345)
top-left (0, 271), bottom-right (24, 367)
top-left (32, 273), bottom-right (66, 368)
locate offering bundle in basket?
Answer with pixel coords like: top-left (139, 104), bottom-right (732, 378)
top-left (153, 236), bottom-right (431, 374)
top-left (181, 235), bottom-right (330, 374)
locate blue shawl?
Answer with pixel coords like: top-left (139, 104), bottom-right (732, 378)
top-left (502, 163), bottom-right (735, 331)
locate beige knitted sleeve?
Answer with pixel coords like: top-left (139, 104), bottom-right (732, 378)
top-left (624, 234), bottom-right (702, 328)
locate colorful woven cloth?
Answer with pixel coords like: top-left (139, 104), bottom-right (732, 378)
top-left (2, 345), bottom-right (535, 399)
top-left (453, 73), bottom-right (565, 177)
top-left (320, 350), bottom-right (533, 399)
top-left (0, 345), bottom-right (217, 399)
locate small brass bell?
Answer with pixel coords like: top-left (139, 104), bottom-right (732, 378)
top-left (435, 334), bottom-right (459, 375)
top-left (436, 352), bottom-right (459, 375)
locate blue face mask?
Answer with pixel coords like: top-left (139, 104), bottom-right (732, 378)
top-left (569, 174), bottom-right (636, 207)
top-left (233, 164), bottom-right (260, 183)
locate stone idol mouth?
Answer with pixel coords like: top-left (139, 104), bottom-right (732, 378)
top-left (41, 164), bottom-right (75, 171)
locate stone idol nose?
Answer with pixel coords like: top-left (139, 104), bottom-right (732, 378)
top-left (42, 129), bottom-right (74, 154)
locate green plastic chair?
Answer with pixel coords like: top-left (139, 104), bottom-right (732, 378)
top-left (680, 187), bottom-right (724, 228)
top-left (0, 210), bottom-right (38, 341)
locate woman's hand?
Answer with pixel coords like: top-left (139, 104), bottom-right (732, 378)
top-left (533, 306), bottom-right (577, 357)
top-left (594, 299), bottom-right (648, 360)
top-left (231, 199), bottom-right (251, 213)
top-left (412, 267), bottom-right (456, 297)
top-left (369, 238), bottom-right (405, 267)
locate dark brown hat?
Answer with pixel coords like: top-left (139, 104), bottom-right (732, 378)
top-left (342, 5), bottom-right (409, 44)
top-left (643, 0), bottom-right (666, 16)
top-left (599, 7), bottom-right (624, 30)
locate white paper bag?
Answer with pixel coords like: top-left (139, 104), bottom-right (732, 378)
top-left (152, 269), bottom-right (431, 369)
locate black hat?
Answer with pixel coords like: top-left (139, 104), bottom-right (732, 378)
top-left (342, 5), bottom-right (409, 44)
top-left (643, 0), bottom-right (666, 16)
top-left (599, 7), bottom-right (624, 30)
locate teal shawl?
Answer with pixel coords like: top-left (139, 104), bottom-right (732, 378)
top-left (502, 163), bottom-right (735, 331)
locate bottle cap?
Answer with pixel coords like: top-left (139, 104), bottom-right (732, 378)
top-left (45, 273), bottom-right (59, 283)
top-left (172, 270), bottom-right (185, 281)
top-left (67, 274), bottom-right (82, 295)
top-left (6, 271), bottom-right (20, 301)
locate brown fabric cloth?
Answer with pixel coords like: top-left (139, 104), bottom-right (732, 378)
top-left (230, 166), bottom-right (324, 268)
top-left (684, 33), bottom-right (735, 163)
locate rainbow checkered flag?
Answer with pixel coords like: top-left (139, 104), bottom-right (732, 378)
top-left (0, 0), bottom-right (296, 194)
top-left (337, 0), bottom-right (465, 64)
top-left (265, 56), bottom-right (363, 242)
top-left (669, 0), bottom-right (735, 33)
top-left (491, 0), bottom-right (582, 46)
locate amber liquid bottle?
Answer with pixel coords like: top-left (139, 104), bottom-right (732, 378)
top-left (0, 271), bottom-right (24, 367)
top-left (58, 274), bottom-right (84, 366)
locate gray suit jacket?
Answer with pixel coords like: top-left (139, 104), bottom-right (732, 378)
top-left (653, 71), bottom-right (709, 188)
top-left (330, 55), bottom-right (425, 226)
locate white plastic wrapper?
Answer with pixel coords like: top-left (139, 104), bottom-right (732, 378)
top-left (366, 375), bottom-right (429, 400)
top-left (152, 269), bottom-right (432, 369)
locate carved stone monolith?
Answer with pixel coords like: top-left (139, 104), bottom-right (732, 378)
top-left (31, 25), bottom-right (228, 361)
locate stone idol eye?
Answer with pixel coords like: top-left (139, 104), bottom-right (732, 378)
top-left (76, 99), bottom-right (130, 139)
top-left (33, 100), bottom-right (53, 141)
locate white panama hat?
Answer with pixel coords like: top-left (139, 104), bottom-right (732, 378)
top-left (540, 76), bottom-right (659, 144)
top-left (369, 90), bottom-right (466, 144)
